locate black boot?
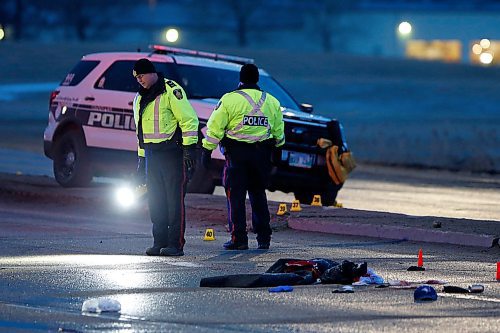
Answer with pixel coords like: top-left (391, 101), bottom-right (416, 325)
top-left (160, 247), bottom-right (184, 256)
top-left (145, 246), bottom-right (162, 256)
top-left (223, 240), bottom-right (249, 250)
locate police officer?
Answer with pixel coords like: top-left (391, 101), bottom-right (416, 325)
top-left (132, 58), bottom-right (199, 256)
top-left (202, 63), bottom-right (285, 250)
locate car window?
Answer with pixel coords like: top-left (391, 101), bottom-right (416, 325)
top-left (94, 60), bottom-right (176, 92)
top-left (259, 76), bottom-right (301, 111)
top-left (60, 60), bottom-right (99, 86)
top-left (175, 64), bottom-right (239, 99)
top-left (175, 64), bottom-right (300, 110)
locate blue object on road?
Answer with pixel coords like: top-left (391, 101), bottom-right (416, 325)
top-left (414, 285), bottom-right (438, 302)
top-left (269, 285), bottom-right (293, 293)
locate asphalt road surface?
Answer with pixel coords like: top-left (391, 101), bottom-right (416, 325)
top-left (0, 191), bottom-right (499, 332)
top-left (0, 95), bottom-right (499, 332)
top-left (0, 172), bottom-right (499, 332)
top-left (2, 145), bottom-right (500, 223)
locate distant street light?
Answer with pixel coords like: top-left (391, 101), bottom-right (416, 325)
top-left (398, 21), bottom-right (412, 36)
top-left (479, 38), bottom-right (491, 49)
top-left (0, 26), bottom-right (5, 41)
top-left (479, 52), bottom-right (493, 65)
top-left (472, 43), bottom-right (482, 55)
top-left (165, 28), bottom-right (179, 43)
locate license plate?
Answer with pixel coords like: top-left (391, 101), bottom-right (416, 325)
top-left (288, 151), bottom-right (314, 169)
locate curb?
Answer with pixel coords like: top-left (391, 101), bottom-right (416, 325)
top-left (2, 173), bottom-right (499, 249)
top-left (288, 219), bottom-right (499, 248)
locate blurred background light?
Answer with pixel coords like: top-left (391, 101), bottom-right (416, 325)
top-left (398, 21), bottom-right (412, 36)
top-left (0, 26), bottom-right (5, 41)
top-left (165, 28), bottom-right (179, 43)
top-left (479, 38), bottom-right (491, 49)
top-left (472, 43), bottom-right (483, 55)
top-left (479, 51), bottom-right (493, 65)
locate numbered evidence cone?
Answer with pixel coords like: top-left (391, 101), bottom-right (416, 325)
top-left (276, 203), bottom-right (288, 216)
top-left (311, 195), bottom-right (322, 206)
top-left (203, 228), bottom-right (215, 241)
top-left (290, 199), bottom-right (302, 212)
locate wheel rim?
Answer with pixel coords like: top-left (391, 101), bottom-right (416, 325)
top-left (56, 140), bottom-right (76, 181)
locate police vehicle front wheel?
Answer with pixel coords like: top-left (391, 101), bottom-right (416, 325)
top-left (294, 182), bottom-right (343, 207)
top-left (53, 130), bottom-right (93, 188)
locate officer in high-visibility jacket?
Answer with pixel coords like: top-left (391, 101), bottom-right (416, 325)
top-left (132, 58), bottom-right (199, 257)
top-left (202, 63), bottom-right (285, 250)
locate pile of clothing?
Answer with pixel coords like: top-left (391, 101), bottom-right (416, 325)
top-left (200, 258), bottom-right (368, 288)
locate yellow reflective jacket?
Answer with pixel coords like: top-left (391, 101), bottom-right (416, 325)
top-left (133, 78), bottom-right (199, 157)
top-left (202, 88), bottom-right (285, 151)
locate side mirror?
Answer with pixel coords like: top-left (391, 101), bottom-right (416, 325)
top-left (300, 103), bottom-right (313, 113)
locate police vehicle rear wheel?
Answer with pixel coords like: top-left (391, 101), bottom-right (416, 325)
top-left (294, 182), bottom-right (343, 207)
top-left (53, 130), bottom-right (92, 187)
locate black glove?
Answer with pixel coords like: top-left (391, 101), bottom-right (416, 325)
top-left (201, 148), bottom-right (212, 169)
top-left (135, 156), bottom-right (146, 186)
top-left (183, 144), bottom-right (197, 175)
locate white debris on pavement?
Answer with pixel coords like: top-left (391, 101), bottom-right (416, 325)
top-left (353, 268), bottom-right (385, 286)
top-left (82, 298), bottom-right (121, 313)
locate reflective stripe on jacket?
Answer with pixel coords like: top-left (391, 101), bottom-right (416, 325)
top-left (133, 79), bottom-right (199, 157)
top-left (202, 89), bottom-right (285, 151)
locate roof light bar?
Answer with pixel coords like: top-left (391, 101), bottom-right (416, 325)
top-left (149, 44), bottom-right (254, 65)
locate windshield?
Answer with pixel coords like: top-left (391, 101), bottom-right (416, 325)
top-left (174, 64), bottom-right (301, 110)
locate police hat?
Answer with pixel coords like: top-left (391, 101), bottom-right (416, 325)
top-left (240, 63), bottom-right (259, 84)
top-left (133, 58), bottom-right (156, 77)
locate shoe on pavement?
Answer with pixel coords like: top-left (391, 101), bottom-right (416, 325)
top-left (257, 243), bottom-right (270, 250)
top-left (223, 240), bottom-right (249, 250)
top-left (160, 247), bottom-right (184, 256)
top-left (146, 246), bottom-right (162, 256)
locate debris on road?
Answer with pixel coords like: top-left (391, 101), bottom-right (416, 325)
top-left (442, 285), bottom-right (470, 293)
top-left (269, 286), bottom-right (294, 293)
top-left (387, 279), bottom-right (447, 289)
top-left (468, 284), bottom-right (485, 293)
top-left (200, 258), bottom-right (367, 288)
top-left (443, 284), bottom-right (485, 294)
top-left (332, 285), bottom-right (354, 293)
top-left (81, 298), bottom-right (121, 313)
top-left (407, 266), bottom-right (426, 271)
top-left (352, 268), bottom-right (384, 285)
top-left (414, 285), bottom-right (438, 302)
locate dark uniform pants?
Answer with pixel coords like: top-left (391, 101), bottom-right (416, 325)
top-left (145, 147), bottom-right (186, 250)
top-left (223, 141), bottom-right (273, 245)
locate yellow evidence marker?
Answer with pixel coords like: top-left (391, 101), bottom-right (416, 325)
top-left (311, 195), bottom-right (322, 206)
top-left (290, 200), bottom-right (302, 212)
top-left (276, 203), bottom-right (288, 216)
top-left (203, 228), bottom-right (215, 241)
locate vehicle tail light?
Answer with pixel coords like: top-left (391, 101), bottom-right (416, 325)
top-left (49, 90), bottom-right (59, 111)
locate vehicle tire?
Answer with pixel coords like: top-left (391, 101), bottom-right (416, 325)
top-left (52, 130), bottom-right (93, 187)
top-left (294, 182), bottom-right (343, 207)
top-left (186, 148), bottom-right (215, 194)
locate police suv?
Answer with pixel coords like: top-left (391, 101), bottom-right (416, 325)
top-left (43, 45), bottom-right (349, 205)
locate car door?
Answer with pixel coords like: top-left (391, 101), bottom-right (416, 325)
top-left (85, 60), bottom-right (140, 151)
